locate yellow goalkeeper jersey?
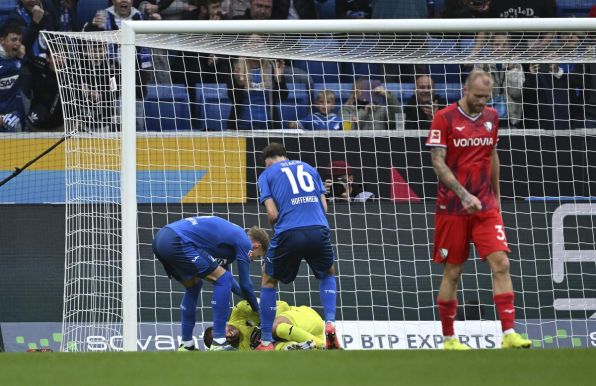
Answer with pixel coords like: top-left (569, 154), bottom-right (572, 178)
top-left (228, 300), bottom-right (324, 350)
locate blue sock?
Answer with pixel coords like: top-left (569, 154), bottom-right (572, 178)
top-left (212, 271), bottom-right (233, 339)
top-left (259, 287), bottom-right (277, 342)
top-left (180, 281), bottom-right (202, 342)
top-left (319, 274), bottom-right (337, 323)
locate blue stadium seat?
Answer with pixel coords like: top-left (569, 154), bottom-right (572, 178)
top-left (557, 0), bottom-right (590, 17)
top-left (342, 62), bottom-right (383, 82)
top-left (385, 83), bottom-right (416, 105)
top-left (294, 38), bottom-right (342, 84)
top-left (195, 83), bottom-right (232, 131)
top-left (279, 83), bottom-right (310, 124)
top-left (77, 0), bottom-right (109, 29)
top-left (293, 60), bottom-right (341, 84)
top-left (0, 0), bottom-right (17, 27)
top-left (143, 84), bottom-right (192, 131)
top-left (316, 0), bottom-right (336, 19)
top-left (437, 83), bottom-right (463, 104)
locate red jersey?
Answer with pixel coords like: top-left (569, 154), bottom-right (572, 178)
top-left (426, 103), bottom-right (499, 215)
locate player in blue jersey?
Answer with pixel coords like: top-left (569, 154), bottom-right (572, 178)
top-left (254, 142), bottom-right (342, 350)
top-left (152, 216), bottom-right (269, 351)
top-left (0, 23), bottom-right (25, 132)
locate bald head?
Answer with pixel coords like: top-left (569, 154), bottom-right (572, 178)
top-left (461, 70), bottom-right (493, 115)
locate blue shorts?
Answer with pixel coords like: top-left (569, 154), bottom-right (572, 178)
top-left (152, 227), bottom-right (219, 282)
top-left (264, 226), bottom-right (335, 284)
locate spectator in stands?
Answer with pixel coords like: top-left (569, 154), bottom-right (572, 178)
top-left (336, 0), bottom-right (371, 19)
top-left (135, 0), bottom-right (193, 20)
top-left (271, 0), bottom-right (317, 19)
top-left (26, 47), bottom-right (63, 131)
top-left (233, 0), bottom-right (272, 19)
top-left (181, 0), bottom-right (227, 19)
top-left (404, 75), bottom-right (446, 131)
top-left (523, 62), bottom-right (582, 130)
top-left (227, 53), bottom-right (288, 130)
top-left (52, 0), bottom-right (76, 31)
top-left (441, 0), bottom-right (490, 18)
top-left (489, 0), bottom-right (557, 50)
top-left (0, 22), bottom-right (25, 132)
top-left (371, 0), bottom-right (427, 19)
top-left (84, 0), bottom-right (161, 31)
top-left (289, 90), bottom-right (342, 130)
top-left (342, 78), bottom-right (401, 130)
top-left (473, 33), bottom-right (525, 128)
top-left (572, 61), bottom-right (596, 128)
top-left (72, 43), bottom-right (119, 131)
top-left (321, 160), bottom-right (374, 203)
top-left (8, 1), bottom-right (58, 75)
top-left (83, 0), bottom-right (160, 93)
top-left (222, 0), bottom-right (249, 18)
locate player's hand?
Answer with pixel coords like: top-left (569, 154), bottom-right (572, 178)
top-left (32, 3), bottom-right (45, 24)
top-left (461, 193), bottom-right (482, 214)
top-left (148, 12), bottom-right (162, 20)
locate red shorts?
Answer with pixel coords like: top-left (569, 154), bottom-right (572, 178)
top-left (432, 209), bottom-right (511, 265)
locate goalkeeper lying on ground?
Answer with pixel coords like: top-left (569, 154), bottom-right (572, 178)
top-left (203, 300), bottom-right (325, 350)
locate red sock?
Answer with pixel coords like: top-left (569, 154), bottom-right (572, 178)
top-left (494, 292), bottom-right (515, 332)
top-left (438, 299), bottom-right (457, 337)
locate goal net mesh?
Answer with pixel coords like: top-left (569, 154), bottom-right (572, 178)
top-left (43, 27), bottom-right (596, 351)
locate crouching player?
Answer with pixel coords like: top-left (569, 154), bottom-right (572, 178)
top-left (152, 216), bottom-right (269, 351)
top-left (203, 300), bottom-right (325, 351)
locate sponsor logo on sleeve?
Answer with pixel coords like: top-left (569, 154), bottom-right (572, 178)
top-left (429, 130), bottom-right (441, 144)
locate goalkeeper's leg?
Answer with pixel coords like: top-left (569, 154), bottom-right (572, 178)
top-left (275, 321), bottom-right (324, 348)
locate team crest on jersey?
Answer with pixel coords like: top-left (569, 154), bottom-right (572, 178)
top-left (439, 248), bottom-right (449, 260)
top-left (484, 121), bottom-right (493, 132)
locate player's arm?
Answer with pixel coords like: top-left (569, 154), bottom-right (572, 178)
top-left (430, 147), bottom-right (481, 213)
top-left (263, 198), bottom-right (279, 226)
top-left (236, 257), bottom-right (259, 311)
top-left (491, 148), bottom-right (501, 209)
top-left (320, 194), bottom-right (328, 213)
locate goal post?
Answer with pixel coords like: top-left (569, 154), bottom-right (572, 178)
top-left (43, 17), bottom-right (596, 352)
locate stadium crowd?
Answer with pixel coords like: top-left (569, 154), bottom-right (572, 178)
top-left (0, 0), bottom-right (594, 132)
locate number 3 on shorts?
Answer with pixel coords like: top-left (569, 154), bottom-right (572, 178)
top-left (495, 225), bottom-right (506, 241)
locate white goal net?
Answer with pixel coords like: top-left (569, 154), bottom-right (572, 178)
top-left (43, 19), bottom-right (596, 352)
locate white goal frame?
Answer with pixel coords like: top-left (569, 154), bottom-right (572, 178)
top-left (117, 17), bottom-right (596, 351)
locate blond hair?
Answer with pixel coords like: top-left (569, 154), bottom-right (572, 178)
top-left (247, 226), bottom-right (270, 252)
top-left (316, 90), bottom-right (336, 104)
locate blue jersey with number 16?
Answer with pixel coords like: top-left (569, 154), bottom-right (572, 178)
top-left (258, 160), bottom-right (328, 235)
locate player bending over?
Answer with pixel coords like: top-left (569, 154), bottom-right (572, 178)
top-left (426, 70), bottom-right (531, 350)
top-left (254, 143), bottom-right (341, 350)
top-left (152, 216), bottom-right (269, 351)
top-left (203, 300), bottom-right (325, 351)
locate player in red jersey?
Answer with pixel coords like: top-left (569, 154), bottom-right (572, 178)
top-left (426, 70), bottom-right (531, 350)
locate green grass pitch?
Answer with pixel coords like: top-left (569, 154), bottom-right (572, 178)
top-left (1, 349), bottom-right (594, 386)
